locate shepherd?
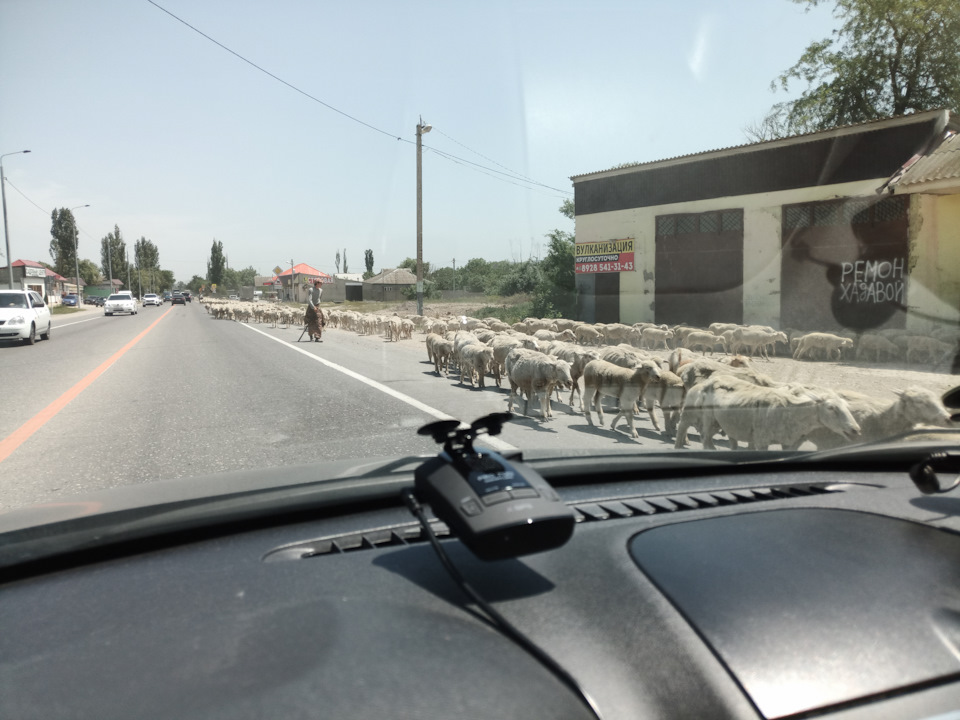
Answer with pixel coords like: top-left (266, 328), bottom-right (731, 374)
top-left (305, 278), bottom-right (325, 342)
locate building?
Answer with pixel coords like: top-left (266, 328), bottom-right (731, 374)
top-left (571, 109), bottom-right (960, 333)
top-left (0, 259), bottom-right (66, 302)
top-left (362, 268), bottom-right (417, 302)
top-left (273, 263), bottom-right (332, 303)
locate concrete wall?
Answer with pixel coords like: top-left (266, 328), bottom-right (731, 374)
top-left (907, 192), bottom-right (960, 332)
top-left (575, 178), bottom-right (887, 328)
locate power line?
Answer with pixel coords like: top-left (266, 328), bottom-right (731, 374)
top-left (422, 147), bottom-right (568, 199)
top-left (146, 0), bottom-right (573, 197)
top-left (3, 177), bottom-right (98, 242)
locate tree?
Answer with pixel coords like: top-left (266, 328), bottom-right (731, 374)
top-left (398, 256), bottom-right (431, 276)
top-left (236, 265), bottom-right (258, 287)
top-left (559, 198), bottom-right (575, 221)
top-left (49, 208), bottom-right (78, 277)
top-left (532, 229), bottom-right (577, 318)
top-left (364, 249), bottom-right (374, 275)
top-left (100, 225), bottom-right (126, 286)
top-left (187, 275), bottom-right (206, 293)
top-left (335, 250), bottom-right (341, 274)
top-left (78, 258), bottom-right (101, 286)
top-left (207, 239), bottom-right (225, 286)
top-left (158, 269), bottom-right (175, 293)
top-left (342, 248), bottom-right (348, 274)
top-left (750, 0), bottom-right (960, 139)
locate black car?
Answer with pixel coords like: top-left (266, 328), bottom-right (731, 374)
top-left (171, 292), bottom-right (186, 305)
top-left (182, 290), bottom-right (192, 303)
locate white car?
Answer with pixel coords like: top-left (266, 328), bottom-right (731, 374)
top-left (142, 293), bottom-right (161, 306)
top-left (104, 294), bottom-right (137, 316)
top-left (0, 289), bottom-right (52, 344)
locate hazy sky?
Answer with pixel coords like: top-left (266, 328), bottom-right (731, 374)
top-left (1, 0), bottom-right (837, 281)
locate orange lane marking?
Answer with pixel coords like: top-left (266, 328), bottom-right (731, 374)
top-left (0, 308), bottom-right (173, 465)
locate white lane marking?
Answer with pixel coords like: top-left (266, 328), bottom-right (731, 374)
top-left (54, 315), bottom-right (104, 328)
top-left (238, 323), bottom-right (517, 454)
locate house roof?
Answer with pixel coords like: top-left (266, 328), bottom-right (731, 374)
top-left (13, 259), bottom-right (45, 268)
top-left (364, 268), bottom-right (417, 285)
top-left (571, 109), bottom-right (956, 181)
top-left (277, 263), bottom-right (330, 278)
top-left (889, 131), bottom-right (960, 192)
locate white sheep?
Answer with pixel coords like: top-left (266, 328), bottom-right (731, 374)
top-left (582, 359), bottom-right (661, 438)
top-left (505, 348), bottom-right (572, 419)
top-left (675, 374), bottom-right (860, 450)
top-left (793, 332), bottom-right (854, 361)
top-left (855, 333), bottom-right (901, 362)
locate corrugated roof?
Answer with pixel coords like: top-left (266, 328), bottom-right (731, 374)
top-left (277, 263), bottom-right (330, 277)
top-left (893, 131), bottom-right (960, 187)
top-left (364, 268), bottom-right (417, 285)
top-left (571, 109), bottom-right (955, 181)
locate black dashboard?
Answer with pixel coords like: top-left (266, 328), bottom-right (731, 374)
top-left (4, 452), bottom-right (960, 720)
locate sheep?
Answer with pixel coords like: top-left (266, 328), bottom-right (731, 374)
top-left (547, 342), bottom-right (600, 409)
top-left (683, 331), bottom-right (726, 355)
top-left (675, 374), bottom-right (860, 450)
top-left (678, 358), bottom-right (777, 391)
top-left (730, 328), bottom-right (788, 362)
top-left (906, 336), bottom-right (955, 364)
top-left (432, 339), bottom-right (454, 376)
top-left (641, 327), bottom-right (674, 350)
top-left (425, 332), bottom-right (443, 363)
top-left (505, 348), bottom-right (572, 418)
top-left (803, 386), bottom-right (953, 449)
top-left (641, 369), bottom-right (685, 435)
top-left (575, 325), bottom-right (603, 346)
top-left (457, 343), bottom-right (494, 388)
top-left (602, 323), bottom-right (642, 347)
top-left (855, 333), bottom-right (901, 363)
top-left (792, 333), bottom-right (854, 361)
top-left (582, 359), bottom-right (661, 438)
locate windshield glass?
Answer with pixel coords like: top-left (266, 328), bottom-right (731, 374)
top-left (0, 1), bottom-right (957, 512)
top-left (0, 293), bottom-right (28, 309)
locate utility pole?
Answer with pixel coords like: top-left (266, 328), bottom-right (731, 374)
top-left (126, 248), bottom-right (131, 291)
top-left (1, 150), bottom-right (31, 289)
top-left (452, 258), bottom-right (456, 293)
top-left (416, 116), bottom-right (432, 315)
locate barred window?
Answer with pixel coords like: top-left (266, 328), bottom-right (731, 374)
top-left (657, 209), bottom-right (743, 238)
top-left (677, 215), bottom-right (697, 234)
top-left (813, 203), bottom-right (842, 226)
top-left (721, 210), bottom-right (742, 232)
top-left (876, 196), bottom-right (907, 222)
top-left (784, 205), bottom-right (810, 229)
top-left (699, 213), bottom-right (719, 233)
top-left (657, 216), bottom-right (675, 236)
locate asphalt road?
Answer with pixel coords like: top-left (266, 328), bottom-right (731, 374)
top-left (2, 302), bottom-right (956, 511)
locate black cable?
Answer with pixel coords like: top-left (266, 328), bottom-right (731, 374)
top-left (401, 488), bottom-right (604, 720)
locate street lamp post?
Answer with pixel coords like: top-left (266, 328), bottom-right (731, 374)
top-left (1, 149), bottom-right (32, 289)
top-left (70, 204), bottom-right (89, 301)
top-left (416, 118), bottom-right (431, 316)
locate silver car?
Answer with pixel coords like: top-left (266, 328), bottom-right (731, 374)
top-left (104, 294), bottom-right (138, 316)
top-left (142, 293), bottom-right (161, 307)
top-left (0, 290), bottom-right (52, 344)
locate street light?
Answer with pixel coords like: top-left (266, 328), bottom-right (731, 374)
top-left (1, 149), bottom-right (32, 289)
top-left (70, 204), bottom-right (89, 302)
top-left (416, 117), bottom-right (431, 316)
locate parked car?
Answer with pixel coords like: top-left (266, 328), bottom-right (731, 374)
top-left (142, 293), bottom-right (161, 306)
top-left (0, 289), bottom-right (52, 344)
top-left (61, 294), bottom-right (78, 307)
top-left (83, 296), bottom-right (98, 305)
top-left (228, 294), bottom-right (239, 300)
top-left (104, 294), bottom-right (137, 316)
top-left (171, 292), bottom-right (186, 305)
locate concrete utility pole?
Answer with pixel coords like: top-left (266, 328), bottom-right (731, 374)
top-left (452, 258), bottom-right (456, 293)
top-left (70, 204), bottom-right (89, 300)
top-left (416, 117), bottom-right (431, 315)
top-left (1, 149), bottom-right (31, 289)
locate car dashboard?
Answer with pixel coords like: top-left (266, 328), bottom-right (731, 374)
top-left (3, 448), bottom-right (960, 720)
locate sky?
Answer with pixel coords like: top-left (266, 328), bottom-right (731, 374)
top-left (0, 0), bottom-right (839, 283)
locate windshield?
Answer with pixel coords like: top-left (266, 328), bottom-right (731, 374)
top-left (0, 1), bottom-right (957, 512)
top-left (0, 292), bottom-right (28, 309)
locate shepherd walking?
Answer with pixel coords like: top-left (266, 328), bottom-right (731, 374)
top-left (305, 278), bottom-right (325, 342)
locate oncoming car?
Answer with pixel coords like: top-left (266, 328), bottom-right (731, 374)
top-left (103, 293), bottom-right (138, 316)
top-left (142, 293), bottom-right (161, 306)
top-left (0, 289), bottom-right (51, 344)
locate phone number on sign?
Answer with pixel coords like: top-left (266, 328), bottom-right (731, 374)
top-left (576, 261), bottom-right (635, 273)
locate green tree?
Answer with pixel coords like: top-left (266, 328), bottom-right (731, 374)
top-left (342, 248), bottom-right (348, 274)
top-left (398, 256), bottom-right (432, 276)
top-left (222, 267), bottom-right (239, 292)
top-left (187, 275), bottom-right (206, 293)
top-left (559, 198), bottom-right (575, 220)
top-left (49, 208), bottom-right (78, 277)
top-left (236, 266), bottom-right (258, 286)
top-left (100, 225), bottom-right (126, 286)
top-left (207, 239), bottom-right (225, 286)
top-left (532, 229), bottom-right (577, 318)
top-left (335, 250), bottom-right (341, 274)
top-left (364, 248), bottom-right (374, 275)
top-left (158, 269), bottom-right (175, 293)
top-left (430, 266), bottom-right (456, 290)
top-left (78, 258), bottom-right (101, 286)
top-left (750, 0), bottom-right (960, 139)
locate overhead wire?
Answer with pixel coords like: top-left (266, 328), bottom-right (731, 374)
top-left (3, 177), bottom-right (98, 242)
top-left (146, 0), bottom-right (573, 197)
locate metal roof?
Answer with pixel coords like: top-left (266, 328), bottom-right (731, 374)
top-left (892, 131), bottom-right (960, 188)
top-left (364, 268), bottom-right (417, 285)
top-left (571, 109), bottom-right (957, 181)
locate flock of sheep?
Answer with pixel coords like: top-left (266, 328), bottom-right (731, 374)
top-left (204, 297), bottom-right (957, 451)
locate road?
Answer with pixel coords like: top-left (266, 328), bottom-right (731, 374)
top-left (1, 302), bottom-right (956, 511)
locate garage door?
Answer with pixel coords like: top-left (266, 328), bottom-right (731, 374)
top-left (655, 210), bottom-right (744, 326)
top-left (780, 196), bottom-right (908, 331)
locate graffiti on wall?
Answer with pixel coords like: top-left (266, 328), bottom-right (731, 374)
top-left (838, 257), bottom-right (906, 304)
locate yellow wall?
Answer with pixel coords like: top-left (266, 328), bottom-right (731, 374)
top-left (907, 193), bottom-right (960, 331)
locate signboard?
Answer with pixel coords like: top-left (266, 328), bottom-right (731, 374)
top-left (273, 265), bottom-right (283, 275)
top-left (575, 238), bottom-right (635, 274)
top-left (24, 266), bottom-right (46, 278)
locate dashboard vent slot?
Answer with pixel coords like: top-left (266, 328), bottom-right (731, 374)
top-left (263, 483), bottom-right (845, 562)
top-left (570, 483), bottom-right (841, 524)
